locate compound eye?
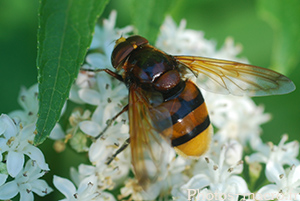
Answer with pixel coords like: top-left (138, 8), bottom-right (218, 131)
top-left (111, 41), bottom-right (134, 68)
top-left (126, 35), bottom-right (148, 48)
top-left (111, 35), bottom-right (149, 69)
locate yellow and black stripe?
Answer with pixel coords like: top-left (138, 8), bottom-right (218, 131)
top-left (159, 80), bottom-right (213, 157)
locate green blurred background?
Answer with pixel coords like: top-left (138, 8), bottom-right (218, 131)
top-left (0, 0), bottom-right (299, 200)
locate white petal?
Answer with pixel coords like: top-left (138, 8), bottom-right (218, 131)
top-left (24, 145), bottom-right (49, 170)
top-left (78, 89), bottom-right (101, 105)
top-left (20, 189), bottom-right (34, 201)
top-left (225, 140), bottom-right (243, 165)
top-left (91, 106), bottom-right (105, 124)
top-left (0, 173), bottom-right (8, 186)
top-left (181, 174), bottom-right (210, 190)
top-left (86, 53), bottom-right (107, 68)
top-left (69, 84), bottom-right (85, 104)
top-left (0, 139), bottom-right (8, 155)
top-left (24, 159), bottom-right (38, 173)
top-left (19, 123), bottom-right (35, 140)
top-left (246, 152), bottom-right (267, 164)
top-left (70, 167), bottom-right (80, 187)
top-left (90, 28), bottom-right (101, 49)
top-left (102, 104), bottom-right (121, 122)
top-left (0, 180), bottom-right (18, 199)
top-left (53, 175), bottom-right (76, 199)
top-left (88, 139), bottom-right (110, 163)
top-left (78, 164), bottom-right (96, 176)
top-left (250, 137), bottom-right (269, 153)
top-left (0, 117), bottom-right (6, 134)
top-left (197, 188), bottom-right (213, 201)
top-left (226, 176), bottom-right (250, 193)
top-left (7, 151), bottom-right (24, 177)
top-left (31, 179), bottom-right (53, 196)
top-left (78, 175), bottom-right (97, 193)
top-left (95, 71), bottom-right (112, 92)
top-left (265, 162), bottom-right (284, 183)
top-left (141, 182), bottom-right (161, 200)
top-left (49, 123), bottom-right (65, 140)
top-left (8, 110), bottom-right (27, 126)
top-left (257, 185), bottom-right (278, 200)
top-left (291, 164), bottom-right (300, 184)
top-left (0, 114), bottom-right (18, 138)
top-left (79, 121), bottom-right (101, 137)
top-left (76, 71), bottom-right (97, 89)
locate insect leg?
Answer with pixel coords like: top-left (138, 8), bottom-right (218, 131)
top-left (95, 104), bottom-right (129, 139)
top-left (80, 68), bottom-right (124, 82)
top-left (106, 138), bottom-right (130, 165)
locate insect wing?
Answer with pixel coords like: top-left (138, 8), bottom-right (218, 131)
top-left (175, 56), bottom-right (295, 96)
top-left (128, 84), bottom-right (173, 189)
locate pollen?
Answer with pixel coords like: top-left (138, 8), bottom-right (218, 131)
top-left (115, 36), bottom-right (126, 47)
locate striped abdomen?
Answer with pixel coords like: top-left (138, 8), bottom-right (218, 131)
top-left (159, 80), bottom-right (213, 157)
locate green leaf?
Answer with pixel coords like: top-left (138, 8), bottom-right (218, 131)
top-left (257, 0), bottom-right (300, 74)
top-left (35, 0), bottom-right (110, 145)
top-left (129, 0), bottom-right (175, 44)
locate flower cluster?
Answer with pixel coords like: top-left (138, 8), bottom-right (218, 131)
top-left (156, 15), bottom-right (300, 201)
top-left (1, 11), bottom-right (299, 201)
top-left (53, 11), bottom-right (133, 200)
top-left (0, 84), bottom-right (53, 200)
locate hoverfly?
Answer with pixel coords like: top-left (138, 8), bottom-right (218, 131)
top-left (92, 35), bottom-right (295, 189)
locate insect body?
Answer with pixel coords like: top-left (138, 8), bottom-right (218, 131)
top-left (112, 36), bottom-right (212, 158)
top-left (102, 35), bottom-right (295, 187)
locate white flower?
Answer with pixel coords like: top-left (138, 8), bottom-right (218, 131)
top-left (77, 72), bottom-right (127, 114)
top-left (62, 110), bottom-right (92, 153)
top-left (257, 162), bottom-right (300, 201)
top-left (87, 10), bottom-right (133, 71)
top-left (71, 69), bottom-right (129, 143)
top-left (214, 37), bottom-right (246, 61)
top-left (75, 73), bottom-right (129, 153)
top-left (157, 16), bottom-right (247, 63)
top-left (90, 140), bottom-right (131, 189)
top-left (246, 134), bottom-right (300, 166)
top-left (69, 126), bottom-right (131, 191)
top-left (8, 83), bottom-right (65, 140)
top-left (8, 84), bottom-right (39, 126)
top-left (53, 175), bottom-right (116, 201)
top-left (174, 187), bottom-right (249, 201)
top-left (156, 16), bottom-right (216, 56)
top-left (70, 14), bottom-right (129, 105)
top-left (71, 151), bottom-right (130, 191)
top-left (173, 146), bottom-right (249, 201)
top-left (203, 92), bottom-right (271, 147)
top-left (0, 160), bottom-right (53, 201)
top-left (66, 109), bottom-right (91, 138)
top-left (119, 150), bottom-right (189, 200)
top-left (80, 11), bottom-right (129, 71)
top-left (0, 114), bottom-right (49, 177)
top-left (65, 11), bottom-right (133, 199)
top-left (157, 16), bottom-right (268, 148)
top-left (52, 12), bottom-right (298, 201)
top-left (209, 137), bottom-right (243, 166)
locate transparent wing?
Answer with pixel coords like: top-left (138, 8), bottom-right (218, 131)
top-left (175, 56), bottom-right (295, 96)
top-left (128, 84), bottom-right (173, 189)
